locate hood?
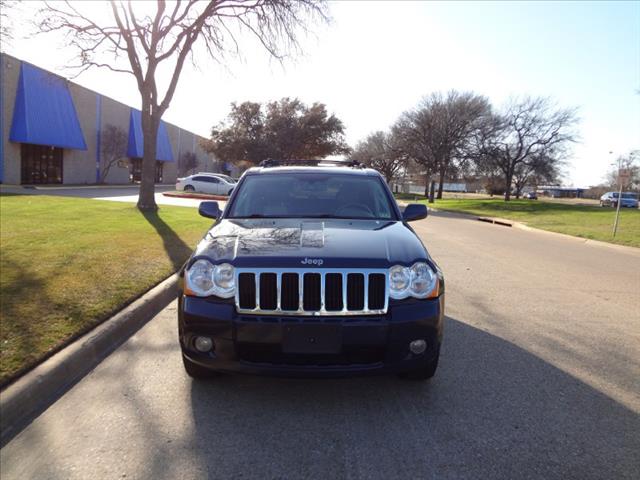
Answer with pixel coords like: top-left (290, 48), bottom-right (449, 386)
top-left (193, 219), bottom-right (429, 268)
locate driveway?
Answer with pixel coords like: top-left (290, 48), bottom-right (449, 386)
top-left (1, 211), bottom-right (638, 479)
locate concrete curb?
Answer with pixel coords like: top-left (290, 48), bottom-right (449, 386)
top-left (511, 221), bottom-right (640, 255)
top-left (443, 209), bottom-right (639, 254)
top-left (0, 274), bottom-right (180, 447)
top-left (163, 191), bottom-right (229, 201)
top-left (33, 184), bottom-right (142, 190)
top-left (399, 201), bottom-right (639, 254)
top-left (448, 211), bottom-right (638, 254)
top-left (476, 216), bottom-right (513, 227)
top-left (33, 184), bottom-right (174, 190)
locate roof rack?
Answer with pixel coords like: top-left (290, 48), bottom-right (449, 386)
top-left (258, 158), bottom-right (364, 168)
top-left (259, 159), bottom-right (281, 168)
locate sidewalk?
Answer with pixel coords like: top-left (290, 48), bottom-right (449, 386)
top-left (0, 184), bottom-right (203, 208)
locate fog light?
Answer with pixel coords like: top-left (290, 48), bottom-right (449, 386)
top-left (194, 336), bottom-right (213, 352)
top-left (409, 339), bottom-right (427, 354)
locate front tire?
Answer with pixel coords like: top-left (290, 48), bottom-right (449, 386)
top-left (399, 348), bottom-right (440, 381)
top-left (182, 354), bottom-right (220, 379)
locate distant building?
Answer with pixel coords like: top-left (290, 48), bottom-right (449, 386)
top-left (393, 170), bottom-right (473, 195)
top-left (441, 182), bottom-right (467, 193)
top-left (537, 186), bottom-right (586, 198)
top-left (0, 53), bottom-right (217, 185)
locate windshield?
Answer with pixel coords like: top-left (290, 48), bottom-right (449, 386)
top-left (227, 173), bottom-right (397, 220)
top-left (612, 192), bottom-right (639, 199)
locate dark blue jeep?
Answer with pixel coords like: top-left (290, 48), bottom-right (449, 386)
top-left (178, 165), bottom-right (444, 380)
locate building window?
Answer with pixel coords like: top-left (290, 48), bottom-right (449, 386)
top-left (155, 161), bottom-right (163, 183)
top-left (130, 158), bottom-right (142, 183)
top-left (129, 158), bottom-right (163, 183)
top-left (21, 144), bottom-right (63, 184)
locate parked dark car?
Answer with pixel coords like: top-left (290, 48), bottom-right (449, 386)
top-left (178, 165), bottom-right (444, 380)
top-left (600, 192), bottom-right (639, 208)
top-left (523, 191), bottom-right (538, 200)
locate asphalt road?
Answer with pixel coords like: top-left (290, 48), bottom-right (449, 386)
top-left (1, 211), bottom-right (639, 479)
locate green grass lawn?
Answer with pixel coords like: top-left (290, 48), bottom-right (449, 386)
top-left (396, 194), bottom-right (640, 248)
top-left (0, 194), bottom-right (212, 385)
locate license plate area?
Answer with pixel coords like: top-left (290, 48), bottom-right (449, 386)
top-left (282, 324), bottom-right (342, 354)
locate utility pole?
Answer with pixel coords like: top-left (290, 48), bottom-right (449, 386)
top-left (612, 154), bottom-right (630, 238)
top-left (612, 175), bottom-right (623, 237)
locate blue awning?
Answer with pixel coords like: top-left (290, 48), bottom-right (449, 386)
top-left (9, 63), bottom-right (87, 150)
top-left (127, 109), bottom-right (174, 162)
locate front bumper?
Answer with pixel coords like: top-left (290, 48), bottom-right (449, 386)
top-left (178, 294), bottom-right (444, 377)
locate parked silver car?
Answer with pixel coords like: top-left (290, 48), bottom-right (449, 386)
top-left (176, 173), bottom-right (236, 196)
top-left (600, 192), bottom-right (639, 208)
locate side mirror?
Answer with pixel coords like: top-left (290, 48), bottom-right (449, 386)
top-left (403, 203), bottom-right (428, 222)
top-left (199, 201), bottom-right (221, 219)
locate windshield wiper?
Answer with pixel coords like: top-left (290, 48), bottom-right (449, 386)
top-left (302, 214), bottom-right (381, 220)
top-left (230, 214), bottom-right (387, 220)
top-left (231, 214), bottom-right (303, 219)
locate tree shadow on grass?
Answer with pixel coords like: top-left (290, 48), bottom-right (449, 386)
top-left (141, 210), bottom-right (193, 271)
top-left (0, 259), bottom-right (49, 387)
top-left (2, 210), bottom-right (192, 385)
top-left (0, 253), bottom-right (125, 390)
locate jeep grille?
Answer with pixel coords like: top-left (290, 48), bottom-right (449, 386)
top-left (235, 269), bottom-right (388, 316)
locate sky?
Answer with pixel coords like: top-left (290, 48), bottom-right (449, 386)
top-left (3, 0), bottom-right (640, 187)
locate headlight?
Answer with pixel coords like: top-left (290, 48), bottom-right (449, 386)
top-left (389, 265), bottom-right (411, 299)
top-left (389, 262), bottom-right (438, 299)
top-left (409, 262), bottom-right (438, 298)
top-left (212, 263), bottom-right (235, 297)
top-left (186, 259), bottom-right (215, 296)
top-left (185, 260), bottom-right (235, 298)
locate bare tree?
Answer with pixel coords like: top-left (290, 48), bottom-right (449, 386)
top-left (433, 91), bottom-right (491, 199)
top-left (605, 150), bottom-right (639, 190)
top-left (99, 124), bottom-right (128, 183)
top-left (473, 97), bottom-right (578, 201)
top-left (0, 0), bottom-right (19, 47)
top-left (37, 1), bottom-right (328, 210)
top-left (178, 151), bottom-right (198, 176)
top-left (393, 91), bottom-right (490, 198)
top-left (350, 130), bottom-right (406, 183)
top-left (512, 151), bottom-right (562, 198)
top-left (391, 115), bottom-right (438, 196)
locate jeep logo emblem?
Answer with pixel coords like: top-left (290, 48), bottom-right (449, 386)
top-left (301, 257), bottom-right (324, 266)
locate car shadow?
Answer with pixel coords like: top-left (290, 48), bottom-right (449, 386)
top-left (184, 316), bottom-right (639, 479)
